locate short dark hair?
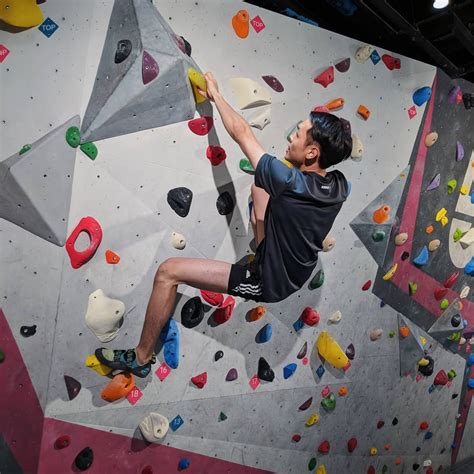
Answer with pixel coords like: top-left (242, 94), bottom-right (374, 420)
top-left (306, 111), bottom-right (352, 169)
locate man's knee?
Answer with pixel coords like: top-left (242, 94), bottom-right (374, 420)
top-left (155, 258), bottom-right (178, 285)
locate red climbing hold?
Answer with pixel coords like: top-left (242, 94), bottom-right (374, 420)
top-left (347, 437), bottom-right (358, 453)
top-left (313, 105), bottom-right (330, 113)
top-left (301, 307), bottom-right (320, 326)
top-left (314, 66), bottom-right (334, 88)
top-left (318, 440), bottom-right (330, 454)
top-left (66, 217), bottom-right (103, 269)
top-left (206, 145), bottom-right (227, 166)
top-left (367, 466), bottom-right (376, 474)
top-left (200, 290), bottom-right (224, 306)
top-left (213, 296), bottom-right (235, 324)
top-left (434, 287), bottom-right (448, 301)
top-left (419, 421), bottom-right (429, 430)
top-left (377, 420), bottom-right (385, 429)
top-left (188, 117), bottom-right (213, 136)
top-left (444, 271), bottom-right (460, 289)
top-left (292, 434), bottom-right (301, 442)
top-left (382, 54), bottom-right (401, 70)
top-left (362, 280), bottom-right (372, 291)
top-left (191, 372), bottom-right (207, 389)
top-left (434, 369), bottom-right (449, 386)
top-left (426, 468), bottom-right (433, 474)
top-left (105, 249), bottom-right (120, 264)
top-left (54, 435), bottom-right (71, 450)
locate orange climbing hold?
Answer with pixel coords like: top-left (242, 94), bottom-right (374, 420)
top-left (338, 386), bottom-right (348, 396)
top-left (373, 205), bottom-right (391, 224)
top-left (384, 443), bottom-right (392, 450)
top-left (105, 249), bottom-right (120, 264)
top-left (425, 225), bottom-right (434, 234)
top-left (399, 326), bottom-right (410, 338)
top-left (232, 10), bottom-right (249, 39)
top-left (325, 98), bottom-right (345, 110)
top-left (101, 373), bottom-right (135, 402)
top-left (394, 457), bottom-right (402, 465)
top-left (249, 305), bottom-right (266, 321)
top-left (357, 105), bottom-right (370, 120)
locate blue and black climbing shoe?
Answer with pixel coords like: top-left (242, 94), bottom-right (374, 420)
top-left (95, 348), bottom-right (156, 378)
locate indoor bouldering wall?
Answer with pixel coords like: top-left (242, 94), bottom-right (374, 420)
top-left (0, 0), bottom-right (473, 473)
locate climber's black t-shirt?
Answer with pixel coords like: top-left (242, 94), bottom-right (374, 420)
top-left (253, 153), bottom-right (349, 303)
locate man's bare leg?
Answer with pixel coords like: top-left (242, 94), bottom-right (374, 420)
top-left (251, 184), bottom-right (270, 247)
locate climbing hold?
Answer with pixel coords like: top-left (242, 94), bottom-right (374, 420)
top-left (428, 239), bottom-right (440, 252)
top-left (460, 185), bottom-right (469, 195)
top-left (448, 85), bottom-right (461, 103)
top-left (345, 343), bottom-right (355, 360)
top-left (229, 77), bottom-right (272, 109)
top-left (66, 126), bottom-right (81, 148)
top-left (412, 464), bottom-right (420, 471)
top-left (283, 363), bottom-right (297, 379)
top-left (66, 217), bottom-right (103, 269)
top-left (447, 369), bottom-right (457, 380)
top-left (425, 132), bottom-right (438, 147)
top-left (322, 236), bottom-right (336, 252)
top-left (413, 246), bottom-right (429, 266)
top-left (139, 412), bottom-right (169, 443)
top-left (291, 434), bottom-right (301, 442)
top-left (257, 323), bottom-right (273, 343)
top-left (201, 290), bottom-right (224, 307)
top-left (74, 447), bottom-right (93, 471)
top-left (382, 54), bottom-right (401, 70)
top-left (299, 397), bottom-right (312, 411)
top-left (239, 158), bottom-right (255, 174)
top-left (328, 310), bottom-right (342, 324)
top-left (20, 325), bottom-right (36, 337)
top-left (54, 435), bottom-right (71, 450)
top-left (213, 296), bottom-right (236, 324)
top-left (219, 411), bottom-right (227, 422)
top-left (249, 305), bottom-right (266, 321)
top-left (114, 39), bottom-right (132, 64)
top-left (377, 420), bottom-right (385, 429)
top-left (370, 447), bottom-right (378, 456)
top-left (225, 368), bottom-right (238, 381)
top-left (338, 386), bottom-right (348, 396)
top-left (188, 68), bottom-right (207, 104)
top-left (394, 457), bottom-right (402, 465)
top-left (455, 141), bottom-right (464, 162)
top-left (169, 415), bottom-right (184, 432)
top-left (80, 142), bottom-right (98, 160)
top-left (434, 287), bottom-right (448, 301)
top-left (297, 342), bottom-right (307, 359)
top-left (389, 330), bottom-right (396, 337)
top-left (216, 191), bottom-right (234, 215)
top-left (460, 229), bottom-right (474, 247)
top-left (214, 350), bottom-right (224, 362)
top-left (325, 97), bottom-right (345, 110)
top-left (370, 328), bottom-right (383, 341)
top-left (181, 297), bottom-right (204, 329)
top-left (64, 375), bottom-right (81, 401)
top-left (178, 458), bottom-right (190, 471)
top-left (19, 144), bottom-right (32, 155)
top-left (321, 385), bottom-right (330, 398)
top-left (305, 413), bottom-right (319, 426)
top-left (142, 50), bottom-right (159, 85)
top-left (440, 299), bottom-right (449, 310)
top-left (314, 66), bottom-right (334, 88)
top-left (317, 331), bottom-right (349, 369)
top-left (167, 187), bottom-right (193, 218)
top-left (160, 319), bottom-right (179, 369)
top-left (362, 280), bottom-right (372, 291)
top-left (453, 228), bottom-right (463, 242)
top-left (444, 272), bottom-right (459, 288)
top-left (309, 269), bottom-right (325, 289)
top-left (434, 369), bottom-right (448, 386)
top-left (313, 105), bottom-right (330, 113)
top-left (0, 350), bottom-right (4, 363)
top-left (101, 373), bottom-right (134, 402)
top-left (187, 116), bottom-right (213, 136)
top-left (105, 249), bottom-right (120, 264)
top-left (248, 106), bottom-right (271, 130)
top-left (335, 57), bottom-right (350, 72)
top-left (460, 285), bottom-right (470, 299)
top-left (308, 458), bottom-right (317, 471)
top-left (465, 257), bottom-right (474, 276)
top-left (468, 378), bottom-right (474, 389)
top-left (419, 421), bottom-right (429, 430)
top-left (258, 357), bottom-right (274, 382)
top-left (355, 45), bottom-right (373, 63)
top-left (321, 392), bottom-right (336, 411)
top-left (445, 181), bottom-right (458, 199)
top-left (372, 230), bottom-right (385, 242)
top-left (401, 251), bottom-right (410, 260)
top-left (232, 9), bottom-right (249, 38)
top-left (351, 134), bottom-right (363, 160)
top-left (357, 104), bottom-right (370, 120)
top-left (395, 232), bottom-right (408, 245)
top-left (85, 354), bottom-right (112, 376)
top-left (262, 75), bottom-right (284, 92)
top-left (370, 49), bottom-right (381, 64)
top-left (347, 437), bottom-right (358, 453)
top-left (436, 207), bottom-right (447, 222)
top-left (318, 440), bottom-right (330, 454)
top-left (425, 225), bottom-right (434, 234)
top-left (373, 205), bottom-right (390, 224)
top-left (382, 263), bottom-right (397, 280)
top-left (316, 466), bottom-right (327, 474)
top-left (424, 431), bottom-right (433, 440)
top-left (170, 231), bottom-right (186, 250)
top-left (0, 0), bottom-right (43, 27)
top-left (191, 372), bottom-right (207, 389)
top-left (413, 87), bottom-right (432, 106)
top-left (418, 356), bottom-right (434, 376)
top-left (451, 314), bottom-right (462, 327)
top-left (206, 145), bottom-right (227, 166)
top-left (301, 307), bottom-right (320, 326)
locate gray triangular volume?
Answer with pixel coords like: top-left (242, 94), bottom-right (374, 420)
top-left (350, 167), bottom-right (410, 266)
top-left (0, 116), bottom-right (80, 246)
top-left (81, 0), bottom-right (202, 143)
top-left (428, 298), bottom-right (463, 339)
top-left (398, 313), bottom-right (426, 376)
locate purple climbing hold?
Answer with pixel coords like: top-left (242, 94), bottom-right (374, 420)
top-left (456, 141), bottom-right (464, 161)
top-left (226, 368), bottom-right (238, 381)
top-left (142, 50), bottom-right (159, 85)
top-left (64, 375), bottom-right (81, 401)
top-left (345, 343), bottom-right (355, 360)
top-left (262, 75), bottom-right (284, 92)
top-left (299, 397), bottom-right (313, 411)
top-left (448, 85), bottom-right (461, 104)
top-left (297, 342), bottom-right (307, 359)
top-left (426, 174), bottom-right (440, 191)
top-left (335, 57), bottom-right (350, 73)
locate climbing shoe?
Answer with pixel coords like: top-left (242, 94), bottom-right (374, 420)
top-left (94, 348), bottom-right (155, 378)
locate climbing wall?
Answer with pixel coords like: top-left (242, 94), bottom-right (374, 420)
top-left (1, 0), bottom-right (473, 473)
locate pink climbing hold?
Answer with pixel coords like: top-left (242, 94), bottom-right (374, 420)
top-left (321, 385), bottom-right (330, 398)
top-left (377, 420), bottom-right (385, 429)
top-left (142, 50), bottom-right (159, 85)
top-left (314, 66), bottom-right (334, 88)
top-left (382, 54), bottom-right (401, 70)
top-left (206, 145), bottom-right (227, 166)
top-left (191, 372), bottom-right (207, 389)
top-left (444, 271), bottom-right (459, 288)
top-left (200, 290), bottom-right (224, 307)
top-left (302, 356), bottom-right (309, 365)
top-left (301, 307), bottom-right (320, 326)
top-left (292, 434), bottom-right (301, 442)
top-left (434, 369), bottom-right (449, 386)
top-left (213, 296), bottom-right (235, 324)
top-left (188, 117), bottom-right (213, 136)
top-left (313, 105), bottom-right (330, 113)
top-left (66, 217), bottom-right (103, 269)
top-left (362, 280), bottom-right (372, 291)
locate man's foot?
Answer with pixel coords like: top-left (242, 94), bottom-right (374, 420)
top-left (94, 348), bottom-right (156, 378)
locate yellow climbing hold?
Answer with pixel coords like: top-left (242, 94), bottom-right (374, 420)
top-left (85, 354), bottom-right (112, 376)
top-left (370, 447), bottom-right (378, 456)
top-left (441, 216), bottom-right (449, 227)
top-left (305, 413), bottom-right (320, 426)
top-left (436, 208), bottom-right (447, 222)
top-left (418, 357), bottom-right (429, 366)
top-left (188, 68), bottom-right (207, 104)
top-left (316, 331), bottom-right (349, 369)
top-left (419, 336), bottom-right (427, 346)
top-left (0, 0), bottom-right (43, 27)
top-left (460, 185), bottom-right (468, 195)
top-left (382, 263), bottom-right (398, 281)
top-left (316, 465), bottom-right (327, 474)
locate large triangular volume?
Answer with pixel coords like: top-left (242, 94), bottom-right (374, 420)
top-left (428, 298), bottom-right (463, 351)
top-left (0, 116), bottom-right (80, 246)
top-left (350, 167), bottom-right (410, 267)
top-left (398, 313), bottom-right (426, 376)
top-left (80, 0), bottom-right (202, 143)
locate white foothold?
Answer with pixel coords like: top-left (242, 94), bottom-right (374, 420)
top-left (459, 337), bottom-right (466, 345)
top-left (328, 310), bottom-right (342, 324)
top-left (139, 412), bottom-right (169, 443)
top-left (85, 289), bottom-right (125, 343)
top-left (322, 236), bottom-right (336, 252)
top-left (394, 233), bottom-right (408, 246)
top-left (351, 134), bottom-right (363, 160)
top-left (171, 232), bottom-right (186, 250)
top-left (355, 45), bottom-right (374, 63)
top-left (424, 132), bottom-right (438, 147)
top-left (459, 228), bottom-right (474, 248)
top-left (228, 77), bottom-right (272, 110)
top-left (369, 328), bottom-right (383, 341)
top-left (460, 285), bottom-right (470, 299)
top-left (428, 239), bottom-right (441, 252)
top-left (423, 460), bottom-right (432, 467)
top-left (249, 106), bottom-right (271, 130)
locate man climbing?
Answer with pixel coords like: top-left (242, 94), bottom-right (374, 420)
top-left (95, 72), bottom-right (352, 377)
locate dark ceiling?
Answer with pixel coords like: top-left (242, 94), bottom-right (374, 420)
top-left (245, 0), bottom-right (474, 84)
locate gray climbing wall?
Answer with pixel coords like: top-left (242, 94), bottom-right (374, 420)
top-left (0, 0), bottom-right (472, 472)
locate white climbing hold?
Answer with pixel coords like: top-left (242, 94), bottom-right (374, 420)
top-left (139, 412), bottom-right (169, 443)
top-left (85, 289), bottom-right (125, 343)
top-left (428, 239), bottom-right (441, 252)
top-left (355, 45), bottom-right (374, 63)
top-left (394, 233), bottom-right (408, 246)
top-left (370, 328), bottom-right (383, 341)
top-left (459, 228), bottom-right (474, 248)
top-left (459, 337), bottom-right (467, 345)
top-left (460, 285), bottom-right (470, 299)
top-left (248, 106), bottom-right (271, 130)
top-left (322, 236), bottom-right (336, 252)
top-left (423, 460), bottom-right (432, 467)
top-left (229, 77), bottom-right (272, 110)
top-left (424, 132), bottom-right (438, 147)
top-left (351, 134), bottom-right (363, 160)
top-left (171, 231), bottom-right (186, 250)
top-left (328, 310), bottom-right (342, 324)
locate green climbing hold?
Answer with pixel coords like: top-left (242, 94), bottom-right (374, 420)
top-left (80, 142), bottom-right (98, 160)
top-left (309, 269), bottom-right (325, 290)
top-left (321, 392), bottom-right (336, 411)
top-left (409, 281), bottom-right (418, 296)
top-left (448, 369), bottom-right (457, 380)
top-left (0, 350), bottom-right (4, 363)
top-left (453, 228), bottom-right (463, 242)
top-left (239, 158), bottom-right (255, 174)
top-left (219, 412), bottom-right (227, 421)
top-left (440, 299), bottom-right (449, 310)
top-left (388, 330), bottom-right (395, 338)
top-left (382, 465), bottom-right (388, 474)
top-left (372, 230), bottom-right (385, 242)
top-left (308, 457), bottom-right (317, 471)
top-left (448, 331), bottom-right (461, 342)
top-left (447, 179), bottom-right (457, 194)
top-left (66, 126), bottom-right (81, 148)
top-left (19, 144), bottom-right (32, 155)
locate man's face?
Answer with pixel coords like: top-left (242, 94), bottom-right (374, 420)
top-left (285, 119), bottom-right (318, 166)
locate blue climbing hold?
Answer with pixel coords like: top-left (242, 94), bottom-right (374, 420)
top-left (316, 365), bottom-right (325, 378)
top-left (380, 300), bottom-right (386, 308)
top-left (160, 319), bottom-right (179, 369)
top-left (370, 50), bottom-right (381, 65)
top-left (428, 384), bottom-right (435, 394)
top-left (467, 354), bottom-right (474, 367)
top-left (170, 414), bottom-right (184, 431)
top-left (413, 246), bottom-right (429, 266)
top-left (468, 378), bottom-right (474, 389)
top-left (257, 323), bottom-right (273, 343)
top-left (471, 193), bottom-right (474, 204)
top-left (293, 319), bottom-right (304, 332)
top-left (178, 458), bottom-right (190, 470)
top-left (464, 257), bottom-right (474, 276)
top-left (424, 431), bottom-right (433, 440)
top-left (413, 86), bottom-right (432, 106)
top-left (347, 181), bottom-right (352, 196)
top-left (283, 363), bottom-right (297, 379)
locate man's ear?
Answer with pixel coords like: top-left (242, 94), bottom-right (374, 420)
top-left (307, 143), bottom-right (320, 160)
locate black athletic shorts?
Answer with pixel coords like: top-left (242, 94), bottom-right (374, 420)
top-left (227, 259), bottom-right (264, 302)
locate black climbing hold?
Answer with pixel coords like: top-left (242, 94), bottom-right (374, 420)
top-left (20, 325), bottom-right (36, 337)
top-left (64, 375), bottom-right (81, 401)
top-left (452, 393), bottom-right (458, 399)
top-left (180, 36), bottom-right (192, 56)
top-left (257, 357), bottom-right (274, 382)
top-left (392, 417), bottom-right (398, 426)
top-left (0, 350), bottom-right (4, 363)
top-left (214, 350), bottom-right (224, 362)
top-left (345, 343), bottom-right (355, 360)
top-left (451, 314), bottom-right (462, 328)
top-left (297, 342), bottom-right (307, 359)
top-left (413, 463), bottom-right (420, 471)
top-left (401, 251), bottom-right (410, 261)
top-left (216, 191), bottom-right (235, 215)
top-left (181, 297), bottom-right (204, 329)
top-left (167, 187), bottom-right (193, 218)
top-left (114, 39), bottom-right (132, 64)
top-left (418, 355), bottom-right (434, 376)
top-left (74, 447), bottom-right (93, 471)
top-left (415, 446), bottom-right (420, 452)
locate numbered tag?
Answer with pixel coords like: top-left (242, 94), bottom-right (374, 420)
top-left (251, 16), bottom-right (266, 33)
top-left (408, 105), bottom-right (417, 119)
top-left (249, 374), bottom-right (260, 390)
top-left (155, 362), bottom-right (171, 381)
top-left (38, 17), bottom-right (59, 38)
top-left (126, 386), bottom-right (143, 405)
top-left (0, 45), bottom-right (10, 63)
